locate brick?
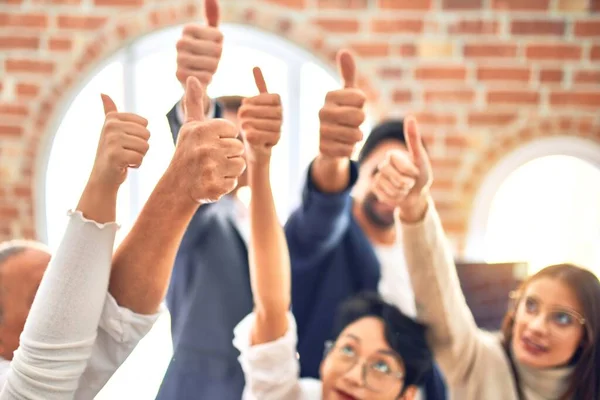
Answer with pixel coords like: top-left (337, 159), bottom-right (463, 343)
top-left (263, 0), bottom-right (306, 8)
top-left (418, 41), bottom-right (454, 58)
top-left (392, 89), bottom-right (412, 103)
top-left (477, 67), bottom-right (531, 82)
top-left (464, 43), bottom-right (518, 58)
top-left (550, 91), bottom-right (600, 107)
top-left (5, 59), bottom-right (54, 74)
top-left (574, 20), bottom-right (600, 37)
top-left (16, 83), bottom-right (39, 98)
top-left (573, 70), bottom-right (600, 84)
top-left (415, 66), bottom-right (467, 80)
top-left (442, 0), bottom-right (483, 9)
top-left (0, 13), bottom-right (48, 28)
top-left (0, 125), bottom-right (23, 137)
top-left (48, 37), bottom-right (72, 51)
top-left (487, 90), bottom-right (539, 104)
top-left (0, 104), bottom-right (28, 116)
top-left (371, 19), bottom-right (424, 34)
top-left (0, 36), bottom-right (39, 50)
top-left (350, 42), bottom-right (389, 57)
top-left (56, 15), bottom-right (108, 30)
top-left (424, 89), bottom-right (476, 104)
top-left (468, 112), bottom-right (517, 126)
top-left (556, 0), bottom-right (588, 12)
top-left (379, 67), bottom-right (403, 79)
top-left (448, 18), bottom-right (499, 35)
top-left (592, 46), bottom-right (600, 60)
top-left (94, 0), bottom-right (142, 5)
top-left (492, 0), bottom-right (550, 10)
top-left (526, 44), bottom-right (582, 60)
top-left (313, 18), bottom-right (360, 33)
top-left (317, 0), bottom-right (367, 8)
top-left (539, 69), bottom-right (564, 83)
top-left (511, 20), bottom-right (565, 35)
top-left (397, 44), bottom-right (417, 57)
top-left (414, 112), bottom-right (457, 125)
top-left (378, 0), bottom-right (432, 10)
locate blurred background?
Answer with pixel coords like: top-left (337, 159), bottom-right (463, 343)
top-left (1, 0), bottom-right (599, 397)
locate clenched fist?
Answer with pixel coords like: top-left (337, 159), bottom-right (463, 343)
top-left (176, 0), bottom-right (222, 88)
top-left (170, 76), bottom-right (246, 204)
top-left (90, 94), bottom-right (150, 189)
top-left (372, 117), bottom-right (433, 221)
top-left (239, 67), bottom-right (283, 164)
top-left (318, 49), bottom-right (365, 160)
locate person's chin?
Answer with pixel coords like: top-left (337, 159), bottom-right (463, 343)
top-left (513, 337), bottom-right (554, 368)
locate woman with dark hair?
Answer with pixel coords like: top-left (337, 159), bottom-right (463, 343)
top-left (233, 70), bottom-right (434, 399)
top-left (371, 115), bottom-right (600, 399)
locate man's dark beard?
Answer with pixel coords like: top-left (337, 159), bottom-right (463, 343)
top-left (362, 193), bottom-right (395, 228)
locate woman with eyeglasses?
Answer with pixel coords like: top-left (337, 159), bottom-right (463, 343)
top-left (370, 116), bottom-right (600, 399)
top-left (232, 71), bottom-right (435, 400)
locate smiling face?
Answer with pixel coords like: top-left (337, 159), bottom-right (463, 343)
top-left (320, 316), bottom-right (417, 400)
top-left (511, 277), bottom-right (586, 368)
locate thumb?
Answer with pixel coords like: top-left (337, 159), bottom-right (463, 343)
top-left (405, 117), bottom-right (426, 167)
top-left (205, 0), bottom-right (220, 28)
top-left (337, 49), bottom-right (356, 89)
top-left (253, 67), bottom-right (268, 94)
top-left (100, 94), bottom-right (117, 115)
top-left (184, 76), bottom-right (205, 123)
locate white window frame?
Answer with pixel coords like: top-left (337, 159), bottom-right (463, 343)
top-left (464, 136), bottom-right (600, 261)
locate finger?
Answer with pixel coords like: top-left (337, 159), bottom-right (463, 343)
top-left (405, 117), bottom-right (425, 167)
top-left (122, 149), bottom-right (145, 169)
top-left (325, 89), bottom-right (366, 108)
top-left (253, 67), bottom-right (268, 94)
top-left (244, 93), bottom-right (281, 106)
top-left (176, 69), bottom-right (213, 87)
top-left (241, 119), bottom-right (281, 133)
top-left (378, 162), bottom-right (406, 188)
top-left (375, 176), bottom-right (400, 198)
top-left (337, 49), bottom-right (356, 89)
top-left (114, 113), bottom-right (148, 127)
top-left (319, 105), bottom-right (365, 128)
top-left (124, 126), bottom-right (151, 141)
top-left (101, 94), bottom-right (117, 115)
top-left (388, 152), bottom-right (419, 179)
top-left (372, 183), bottom-right (397, 208)
top-left (177, 53), bottom-right (220, 74)
top-left (222, 138), bottom-right (245, 157)
top-left (182, 24), bottom-right (222, 42)
top-left (224, 156), bottom-right (246, 179)
top-left (121, 135), bottom-right (150, 155)
top-left (320, 123), bottom-right (363, 145)
top-left (177, 37), bottom-right (222, 57)
top-left (184, 76), bottom-right (205, 122)
top-left (205, 0), bottom-right (220, 28)
top-left (108, 120), bottom-right (150, 138)
top-left (238, 105), bottom-right (282, 120)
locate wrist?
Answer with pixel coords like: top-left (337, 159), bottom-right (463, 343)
top-left (161, 164), bottom-right (203, 211)
top-left (398, 192), bottom-right (430, 223)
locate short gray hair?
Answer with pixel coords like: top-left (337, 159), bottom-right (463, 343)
top-left (0, 240), bottom-right (50, 268)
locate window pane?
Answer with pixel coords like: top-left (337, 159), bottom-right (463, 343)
top-left (45, 59), bottom-right (129, 250)
top-left (484, 155), bottom-right (600, 275)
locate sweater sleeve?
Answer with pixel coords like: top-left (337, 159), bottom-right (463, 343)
top-left (401, 200), bottom-right (483, 385)
top-left (0, 210), bottom-right (118, 400)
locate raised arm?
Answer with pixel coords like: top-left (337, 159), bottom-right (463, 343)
top-left (0, 94), bottom-right (149, 400)
top-left (284, 50), bottom-right (365, 268)
top-left (108, 76), bottom-right (245, 315)
top-left (373, 117), bottom-right (481, 385)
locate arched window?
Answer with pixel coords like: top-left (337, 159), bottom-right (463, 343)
top-left (41, 24), bottom-right (373, 399)
top-left (466, 137), bottom-right (600, 277)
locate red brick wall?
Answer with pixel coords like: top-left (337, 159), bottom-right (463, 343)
top-left (1, 0), bottom-right (599, 253)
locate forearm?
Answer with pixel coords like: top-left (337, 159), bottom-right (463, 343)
top-left (248, 160), bottom-right (290, 344)
top-left (311, 155), bottom-right (351, 194)
top-left (109, 168), bottom-right (199, 315)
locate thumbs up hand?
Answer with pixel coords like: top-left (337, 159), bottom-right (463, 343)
top-left (318, 49), bottom-right (366, 161)
top-left (176, 0), bottom-right (222, 89)
top-left (170, 76), bottom-right (246, 204)
top-left (238, 67), bottom-right (283, 165)
top-left (372, 117), bottom-right (433, 222)
top-left (91, 94), bottom-right (150, 190)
